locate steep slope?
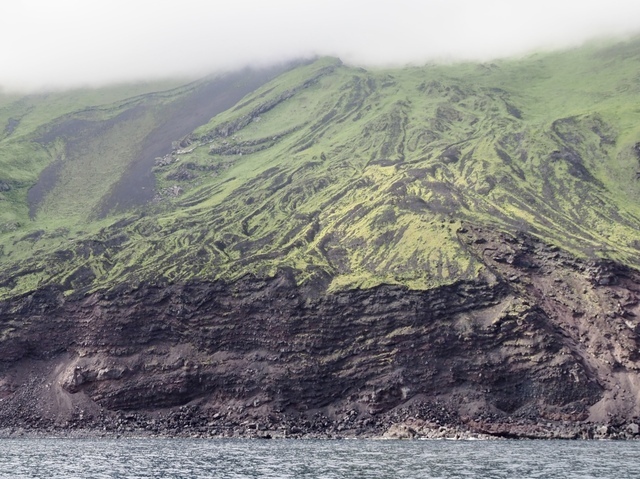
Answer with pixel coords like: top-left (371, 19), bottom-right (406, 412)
top-left (1, 41), bottom-right (640, 438)
top-left (4, 45), bottom-right (640, 297)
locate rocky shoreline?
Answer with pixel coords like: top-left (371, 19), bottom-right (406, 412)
top-left (1, 402), bottom-right (638, 441)
top-left (1, 425), bottom-right (638, 441)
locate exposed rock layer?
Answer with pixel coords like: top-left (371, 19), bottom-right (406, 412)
top-left (0, 228), bottom-right (639, 438)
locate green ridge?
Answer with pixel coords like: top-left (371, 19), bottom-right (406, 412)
top-left (2, 40), bottom-right (640, 298)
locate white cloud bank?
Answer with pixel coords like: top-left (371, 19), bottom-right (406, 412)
top-left (2, 0), bottom-right (640, 91)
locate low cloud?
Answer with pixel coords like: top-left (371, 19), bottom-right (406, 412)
top-left (2, 0), bottom-right (640, 91)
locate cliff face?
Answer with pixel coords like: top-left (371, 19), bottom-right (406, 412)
top-left (4, 42), bottom-right (640, 438)
top-left (1, 227), bottom-right (638, 438)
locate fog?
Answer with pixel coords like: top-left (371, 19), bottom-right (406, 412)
top-left (2, 0), bottom-right (640, 91)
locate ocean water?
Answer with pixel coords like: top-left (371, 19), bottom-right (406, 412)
top-left (0, 438), bottom-right (637, 478)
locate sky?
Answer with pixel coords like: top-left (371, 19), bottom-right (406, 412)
top-left (2, 0), bottom-right (640, 91)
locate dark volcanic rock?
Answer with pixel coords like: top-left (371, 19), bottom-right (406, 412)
top-left (1, 231), bottom-right (640, 438)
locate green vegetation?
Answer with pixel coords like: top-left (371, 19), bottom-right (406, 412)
top-left (3, 39), bottom-right (640, 298)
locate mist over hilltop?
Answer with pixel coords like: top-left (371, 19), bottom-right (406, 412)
top-left (3, 0), bottom-right (640, 91)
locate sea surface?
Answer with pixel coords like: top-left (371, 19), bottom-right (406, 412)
top-left (0, 438), bottom-right (638, 478)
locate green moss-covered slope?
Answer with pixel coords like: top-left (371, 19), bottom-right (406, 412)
top-left (3, 40), bottom-right (640, 298)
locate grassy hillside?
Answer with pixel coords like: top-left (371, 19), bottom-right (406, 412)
top-left (2, 40), bottom-right (640, 298)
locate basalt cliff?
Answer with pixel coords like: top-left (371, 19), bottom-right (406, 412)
top-left (1, 41), bottom-right (640, 438)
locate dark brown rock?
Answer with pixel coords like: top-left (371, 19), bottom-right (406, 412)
top-left (1, 229), bottom-right (640, 438)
